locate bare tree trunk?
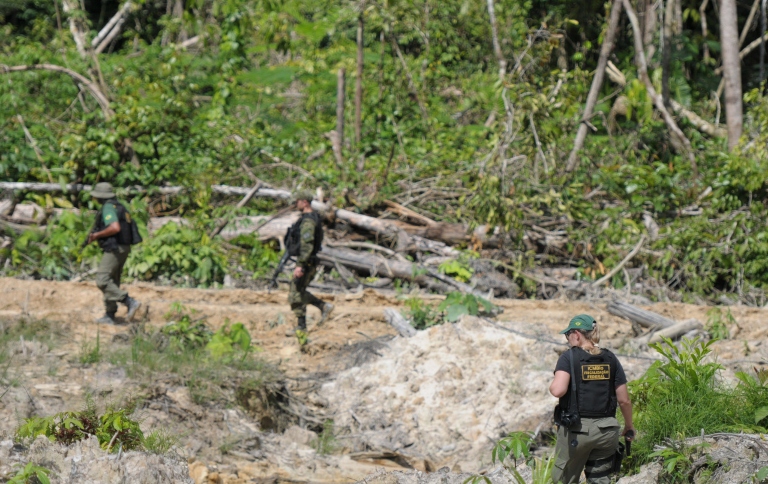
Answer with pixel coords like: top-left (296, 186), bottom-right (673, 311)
top-left (719, 0), bottom-right (743, 150)
top-left (486, 0), bottom-right (507, 79)
top-left (662, 0), bottom-right (675, 106)
top-left (335, 68), bottom-right (346, 166)
top-left (61, 0), bottom-right (89, 58)
top-left (566, 0), bottom-right (623, 172)
top-left (700, 0), bottom-right (710, 61)
top-left (643, 0), bottom-right (658, 63)
top-left (761, 0), bottom-right (766, 82)
top-left (354, 5), bottom-right (364, 147)
top-left (622, 0), bottom-right (699, 175)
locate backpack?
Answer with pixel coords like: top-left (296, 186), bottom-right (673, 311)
top-left (285, 212), bottom-right (322, 257)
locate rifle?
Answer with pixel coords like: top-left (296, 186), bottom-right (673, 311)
top-left (269, 250), bottom-right (293, 289)
top-left (80, 215), bottom-right (100, 253)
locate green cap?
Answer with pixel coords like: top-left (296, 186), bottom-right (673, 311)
top-left (90, 182), bottom-right (115, 199)
top-left (560, 314), bottom-right (596, 334)
top-left (292, 189), bottom-right (314, 203)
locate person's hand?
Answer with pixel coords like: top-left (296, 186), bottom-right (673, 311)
top-left (293, 266), bottom-right (304, 279)
top-left (87, 233), bottom-right (97, 244)
top-left (622, 427), bottom-right (636, 440)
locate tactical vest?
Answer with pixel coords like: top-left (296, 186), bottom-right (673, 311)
top-left (95, 200), bottom-right (133, 252)
top-left (286, 212), bottom-right (323, 258)
top-left (559, 347), bottom-right (619, 418)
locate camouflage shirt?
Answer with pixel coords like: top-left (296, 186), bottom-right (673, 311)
top-left (296, 215), bottom-right (317, 267)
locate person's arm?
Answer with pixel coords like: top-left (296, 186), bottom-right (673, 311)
top-left (616, 383), bottom-right (635, 439)
top-left (549, 370), bottom-right (571, 398)
top-left (293, 218), bottom-right (315, 278)
top-left (87, 221), bottom-right (120, 243)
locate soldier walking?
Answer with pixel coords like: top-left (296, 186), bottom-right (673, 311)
top-left (84, 182), bottom-right (142, 324)
top-left (287, 190), bottom-right (333, 346)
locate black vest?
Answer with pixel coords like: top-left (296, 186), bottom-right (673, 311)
top-left (559, 347), bottom-right (619, 418)
top-left (286, 212), bottom-right (323, 257)
top-left (95, 200), bottom-right (133, 252)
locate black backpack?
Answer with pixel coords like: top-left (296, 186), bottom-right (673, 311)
top-left (285, 212), bottom-right (323, 257)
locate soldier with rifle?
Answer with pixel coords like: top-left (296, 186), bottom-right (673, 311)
top-left (83, 182), bottom-right (143, 325)
top-left (272, 190), bottom-right (333, 346)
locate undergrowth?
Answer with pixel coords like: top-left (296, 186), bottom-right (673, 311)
top-left (628, 337), bottom-right (768, 473)
top-left (107, 304), bottom-right (278, 406)
top-left (404, 291), bottom-right (499, 330)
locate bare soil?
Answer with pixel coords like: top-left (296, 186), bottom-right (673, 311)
top-left (0, 277), bottom-right (766, 483)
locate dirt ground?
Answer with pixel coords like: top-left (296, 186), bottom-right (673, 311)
top-left (0, 277), bottom-right (766, 483)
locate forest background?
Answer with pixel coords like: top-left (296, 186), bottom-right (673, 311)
top-left (1, 0), bottom-right (768, 303)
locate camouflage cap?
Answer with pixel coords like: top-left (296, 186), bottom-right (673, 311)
top-left (292, 189), bottom-right (314, 203)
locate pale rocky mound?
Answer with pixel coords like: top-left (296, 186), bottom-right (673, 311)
top-left (0, 435), bottom-right (192, 483)
top-left (318, 315), bottom-right (653, 472)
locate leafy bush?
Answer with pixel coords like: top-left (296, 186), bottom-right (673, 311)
top-left (126, 222), bottom-right (228, 287)
top-left (706, 307), bottom-right (735, 341)
top-left (465, 431), bottom-right (554, 484)
top-left (206, 320), bottom-right (253, 359)
top-left (161, 303), bottom-right (212, 350)
top-left (404, 292), bottom-right (499, 329)
top-left (629, 338), bottom-right (768, 468)
top-left (8, 462), bottom-right (51, 484)
top-left (16, 400), bottom-right (144, 453)
top-left (438, 258), bottom-right (474, 283)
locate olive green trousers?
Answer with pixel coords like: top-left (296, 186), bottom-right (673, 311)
top-left (551, 417), bottom-right (620, 484)
top-left (289, 264), bottom-right (323, 320)
top-left (95, 245), bottom-right (130, 314)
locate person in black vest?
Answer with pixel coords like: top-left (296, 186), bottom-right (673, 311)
top-left (287, 190), bottom-right (333, 346)
top-left (85, 182), bottom-right (142, 325)
top-left (549, 314), bottom-right (635, 484)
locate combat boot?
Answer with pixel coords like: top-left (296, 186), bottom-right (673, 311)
top-left (95, 312), bottom-right (117, 325)
top-left (317, 303), bottom-right (334, 326)
top-left (122, 296), bottom-right (142, 320)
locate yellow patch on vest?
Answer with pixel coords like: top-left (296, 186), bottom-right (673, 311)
top-left (581, 364), bottom-right (610, 381)
top-left (125, 213), bottom-right (132, 223)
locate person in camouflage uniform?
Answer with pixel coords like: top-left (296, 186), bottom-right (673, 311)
top-left (85, 182), bottom-right (142, 325)
top-left (289, 190), bottom-right (333, 345)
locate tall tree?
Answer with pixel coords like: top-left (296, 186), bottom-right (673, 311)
top-left (566, 0), bottom-right (624, 172)
top-left (719, 0), bottom-right (743, 150)
top-left (354, 1), bottom-right (365, 148)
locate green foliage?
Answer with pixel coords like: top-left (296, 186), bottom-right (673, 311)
top-left (141, 429), bottom-right (179, 455)
top-left (311, 419), bottom-right (338, 455)
top-left (161, 303), bottom-right (212, 349)
top-left (755, 466), bottom-right (768, 483)
top-left (404, 296), bottom-right (443, 330)
top-left (629, 338), bottom-right (768, 468)
top-left (126, 222), bottom-right (227, 287)
top-left (79, 329), bottom-right (101, 365)
top-left (438, 258), bottom-right (474, 283)
top-left (16, 400), bottom-right (143, 453)
top-left (8, 462), bottom-right (51, 484)
top-left (205, 320), bottom-right (253, 359)
top-left (483, 431), bottom-right (554, 484)
top-left (437, 292), bottom-right (497, 322)
top-left (648, 441), bottom-right (710, 482)
top-left (706, 307), bottom-right (735, 341)
top-left (230, 234), bottom-right (280, 279)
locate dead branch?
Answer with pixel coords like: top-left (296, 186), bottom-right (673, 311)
top-left (638, 318), bottom-right (703, 344)
top-left (714, 31), bottom-right (768, 75)
top-left (383, 308), bottom-right (417, 337)
top-left (622, 0), bottom-right (698, 176)
top-left (0, 64), bottom-right (114, 119)
top-left (383, 200), bottom-right (437, 226)
top-left (94, 18), bottom-right (126, 54)
top-left (209, 182), bottom-right (262, 237)
top-left (592, 234), bottom-right (646, 287)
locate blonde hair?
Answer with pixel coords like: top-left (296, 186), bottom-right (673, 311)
top-left (582, 324), bottom-right (601, 355)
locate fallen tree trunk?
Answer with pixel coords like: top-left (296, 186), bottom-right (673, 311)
top-left (0, 182), bottom-right (292, 199)
top-left (607, 300), bottom-right (675, 329)
top-left (383, 308), bottom-right (417, 337)
top-left (639, 318), bottom-right (703, 344)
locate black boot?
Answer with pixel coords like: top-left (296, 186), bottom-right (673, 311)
top-left (297, 316), bottom-right (307, 331)
top-left (122, 296), bottom-right (142, 320)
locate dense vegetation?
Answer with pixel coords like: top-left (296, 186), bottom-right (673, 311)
top-left (1, 0), bottom-right (768, 302)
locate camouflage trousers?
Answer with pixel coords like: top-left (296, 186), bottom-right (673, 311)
top-left (551, 417), bottom-right (620, 484)
top-left (289, 264), bottom-right (324, 324)
top-left (95, 245), bottom-right (130, 314)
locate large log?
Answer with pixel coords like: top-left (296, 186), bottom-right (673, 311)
top-left (607, 300), bottom-right (675, 329)
top-left (0, 182), bottom-right (292, 199)
top-left (641, 319), bottom-right (703, 344)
